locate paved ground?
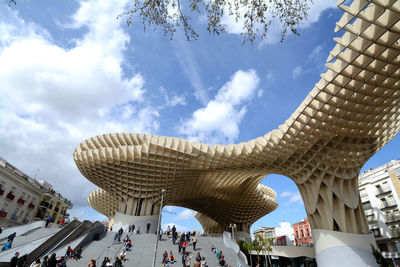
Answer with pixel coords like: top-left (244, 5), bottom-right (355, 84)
top-left (67, 232), bottom-right (238, 267)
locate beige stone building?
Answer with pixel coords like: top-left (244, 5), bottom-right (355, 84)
top-left (0, 158), bottom-right (42, 227)
top-left (0, 157), bottom-right (73, 227)
top-left (33, 181), bottom-right (73, 224)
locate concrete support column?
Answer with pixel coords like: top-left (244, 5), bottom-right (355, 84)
top-left (295, 170), bottom-right (376, 266)
top-left (313, 229), bottom-right (378, 267)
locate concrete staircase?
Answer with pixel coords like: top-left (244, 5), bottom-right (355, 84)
top-left (67, 232), bottom-right (238, 267)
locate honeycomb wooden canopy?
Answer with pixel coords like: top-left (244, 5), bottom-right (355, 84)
top-left (76, 0), bottom-right (400, 234)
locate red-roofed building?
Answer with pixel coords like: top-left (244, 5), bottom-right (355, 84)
top-left (293, 218), bottom-right (313, 247)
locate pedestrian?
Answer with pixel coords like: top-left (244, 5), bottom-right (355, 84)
top-left (182, 240), bottom-right (187, 254)
top-left (195, 252), bottom-right (201, 262)
top-left (119, 249), bottom-right (126, 262)
top-left (136, 226), bottom-right (140, 234)
top-left (192, 235), bottom-right (197, 250)
top-left (73, 246), bottom-right (82, 260)
top-left (185, 252), bottom-right (192, 267)
top-left (8, 232), bottom-right (16, 241)
top-left (40, 255), bottom-right (48, 267)
top-left (117, 227), bottom-right (123, 242)
top-left (47, 253), bottom-right (58, 267)
top-left (181, 252), bottom-right (186, 267)
top-left (146, 221), bottom-right (151, 233)
top-left (167, 225), bottom-right (170, 237)
top-left (59, 217), bottom-right (65, 228)
top-left (10, 252), bottom-right (19, 267)
top-left (114, 257), bottom-right (122, 267)
top-left (178, 239), bottom-right (182, 254)
top-left (58, 256), bottom-right (66, 267)
top-left (200, 257), bottom-right (207, 267)
top-left (159, 228), bottom-right (163, 240)
top-left (101, 257), bottom-right (109, 267)
top-left (88, 259), bottom-right (96, 267)
top-left (65, 246), bottom-right (73, 258)
top-left (31, 258), bottom-right (41, 267)
top-left (17, 254), bottom-right (27, 267)
top-left (45, 216), bottom-right (51, 228)
top-left (132, 224), bottom-right (135, 233)
top-left (2, 239), bottom-right (12, 250)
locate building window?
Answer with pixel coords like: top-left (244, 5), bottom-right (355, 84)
top-left (371, 228), bottom-right (381, 237)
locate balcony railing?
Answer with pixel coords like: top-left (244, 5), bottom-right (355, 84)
top-left (28, 203), bottom-right (35, 209)
top-left (17, 198), bottom-right (25, 205)
top-left (6, 193), bottom-right (15, 201)
top-left (0, 189), bottom-right (4, 196)
top-left (385, 215), bottom-right (400, 223)
top-left (363, 205), bottom-right (372, 210)
top-left (391, 231), bottom-right (400, 238)
top-left (380, 201), bottom-right (398, 210)
top-left (376, 187), bottom-right (392, 196)
top-left (40, 201), bottom-right (49, 208)
top-left (0, 211), bottom-right (7, 218)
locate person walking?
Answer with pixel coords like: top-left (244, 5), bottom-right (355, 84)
top-left (47, 253), bottom-right (58, 267)
top-left (40, 255), bottom-right (48, 267)
top-left (181, 252), bottom-right (186, 267)
top-left (8, 232), bottom-right (16, 242)
top-left (192, 235), bottom-right (197, 251)
top-left (45, 216), bottom-right (51, 228)
top-left (182, 240), bottom-right (187, 254)
top-left (146, 221), bottom-right (151, 233)
top-left (200, 257), bottom-right (207, 267)
top-left (178, 238), bottom-right (182, 254)
top-left (88, 259), bottom-right (96, 267)
top-left (10, 252), bottom-right (19, 267)
top-left (59, 217), bottom-right (65, 228)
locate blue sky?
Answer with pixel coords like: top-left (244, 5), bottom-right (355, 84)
top-left (0, 0), bottom-right (399, 235)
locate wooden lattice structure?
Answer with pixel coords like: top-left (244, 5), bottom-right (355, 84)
top-left (75, 0), bottom-right (400, 235)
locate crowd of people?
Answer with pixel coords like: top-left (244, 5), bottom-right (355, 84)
top-left (4, 224), bottom-right (231, 267)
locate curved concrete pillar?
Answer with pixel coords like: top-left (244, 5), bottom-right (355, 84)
top-left (313, 229), bottom-right (378, 267)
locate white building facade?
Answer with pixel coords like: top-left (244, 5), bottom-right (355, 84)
top-left (0, 158), bottom-right (42, 227)
top-left (0, 157), bottom-right (73, 228)
top-left (359, 160), bottom-right (400, 264)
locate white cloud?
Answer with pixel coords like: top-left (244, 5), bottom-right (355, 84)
top-left (281, 191), bottom-right (303, 206)
top-left (174, 209), bottom-right (194, 221)
top-left (292, 66), bottom-right (302, 79)
top-left (0, 1), bottom-right (160, 214)
top-left (159, 87), bottom-right (187, 107)
top-left (178, 69), bottom-right (260, 144)
top-left (173, 37), bottom-right (208, 105)
top-left (275, 221), bottom-right (293, 236)
top-left (162, 223), bottom-right (189, 233)
top-left (220, 0), bottom-right (336, 45)
top-left (280, 191), bottom-right (292, 198)
top-left (309, 45), bottom-right (324, 61)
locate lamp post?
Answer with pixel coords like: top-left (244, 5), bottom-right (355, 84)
top-left (229, 223), bottom-right (237, 240)
top-left (152, 189), bottom-right (166, 267)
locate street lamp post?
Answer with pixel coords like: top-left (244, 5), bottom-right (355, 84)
top-left (152, 189), bottom-right (166, 267)
top-left (229, 223), bottom-right (237, 240)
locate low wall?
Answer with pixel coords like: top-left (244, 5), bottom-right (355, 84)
top-left (112, 213), bottom-right (158, 234)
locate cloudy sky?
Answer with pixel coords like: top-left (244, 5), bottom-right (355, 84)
top-left (1, 0), bottom-right (399, 235)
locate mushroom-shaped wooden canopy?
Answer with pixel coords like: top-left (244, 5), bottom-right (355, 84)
top-left (76, 0), bottom-right (400, 235)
